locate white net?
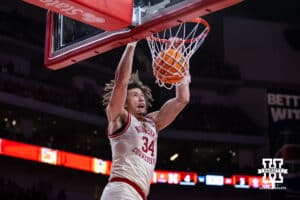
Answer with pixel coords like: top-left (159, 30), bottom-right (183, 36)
top-left (146, 18), bottom-right (210, 89)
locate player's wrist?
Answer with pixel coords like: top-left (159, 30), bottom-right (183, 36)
top-left (127, 41), bottom-right (138, 48)
top-left (181, 72), bottom-right (191, 85)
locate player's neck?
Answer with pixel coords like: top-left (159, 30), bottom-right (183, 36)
top-left (133, 112), bottom-right (147, 121)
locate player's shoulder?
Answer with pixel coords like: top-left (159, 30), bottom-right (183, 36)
top-left (107, 111), bottom-right (131, 138)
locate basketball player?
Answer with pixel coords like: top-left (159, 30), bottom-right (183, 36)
top-left (100, 41), bottom-right (190, 200)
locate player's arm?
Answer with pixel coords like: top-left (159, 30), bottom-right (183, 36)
top-left (106, 42), bottom-right (137, 122)
top-left (149, 74), bottom-right (190, 131)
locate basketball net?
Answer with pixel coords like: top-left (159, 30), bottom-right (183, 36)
top-left (146, 18), bottom-right (210, 89)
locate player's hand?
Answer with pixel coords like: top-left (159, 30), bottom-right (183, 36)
top-left (181, 72), bottom-right (191, 84)
top-left (127, 41), bottom-right (138, 47)
top-left (186, 72), bottom-right (191, 83)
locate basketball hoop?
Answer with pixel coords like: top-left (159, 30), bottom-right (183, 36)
top-left (146, 18), bottom-right (210, 89)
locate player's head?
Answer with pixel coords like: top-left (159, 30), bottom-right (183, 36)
top-left (126, 72), bottom-right (153, 115)
top-left (102, 71), bottom-right (153, 114)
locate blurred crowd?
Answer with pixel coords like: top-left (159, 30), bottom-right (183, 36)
top-left (0, 10), bottom-right (44, 46)
top-left (173, 103), bottom-right (260, 134)
top-left (0, 176), bottom-right (66, 200)
top-left (0, 69), bottom-right (258, 173)
top-left (0, 69), bottom-right (260, 135)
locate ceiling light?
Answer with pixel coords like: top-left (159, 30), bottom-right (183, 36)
top-left (170, 153), bottom-right (179, 161)
top-left (12, 120), bottom-right (16, 126)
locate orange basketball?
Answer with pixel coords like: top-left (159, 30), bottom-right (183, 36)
top-left (154, 48), bottom-right (187, 84)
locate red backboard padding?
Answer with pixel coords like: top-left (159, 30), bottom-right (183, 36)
top-left (22, 0), bottom-right (133, 31)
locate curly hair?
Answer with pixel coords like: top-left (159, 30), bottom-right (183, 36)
top-left (102, 71), bottom-right (153, 109)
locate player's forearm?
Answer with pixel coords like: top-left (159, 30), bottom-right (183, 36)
top-left (114, 42), bottom-right (137, 86)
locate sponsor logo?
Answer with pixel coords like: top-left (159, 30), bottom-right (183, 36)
top-left (39, 0), bottom-right (105, 24)
top-left (258, 158), bottom-right (288, 190)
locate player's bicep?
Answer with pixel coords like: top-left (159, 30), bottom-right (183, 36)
top-left (106, 84), bottom-right (127, 121)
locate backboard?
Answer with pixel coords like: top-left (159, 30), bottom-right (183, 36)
top-left (38, 0), bottom-right (244, 69)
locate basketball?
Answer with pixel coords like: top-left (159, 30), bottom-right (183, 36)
top-left (153, 48), bottom-right (188, 84)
